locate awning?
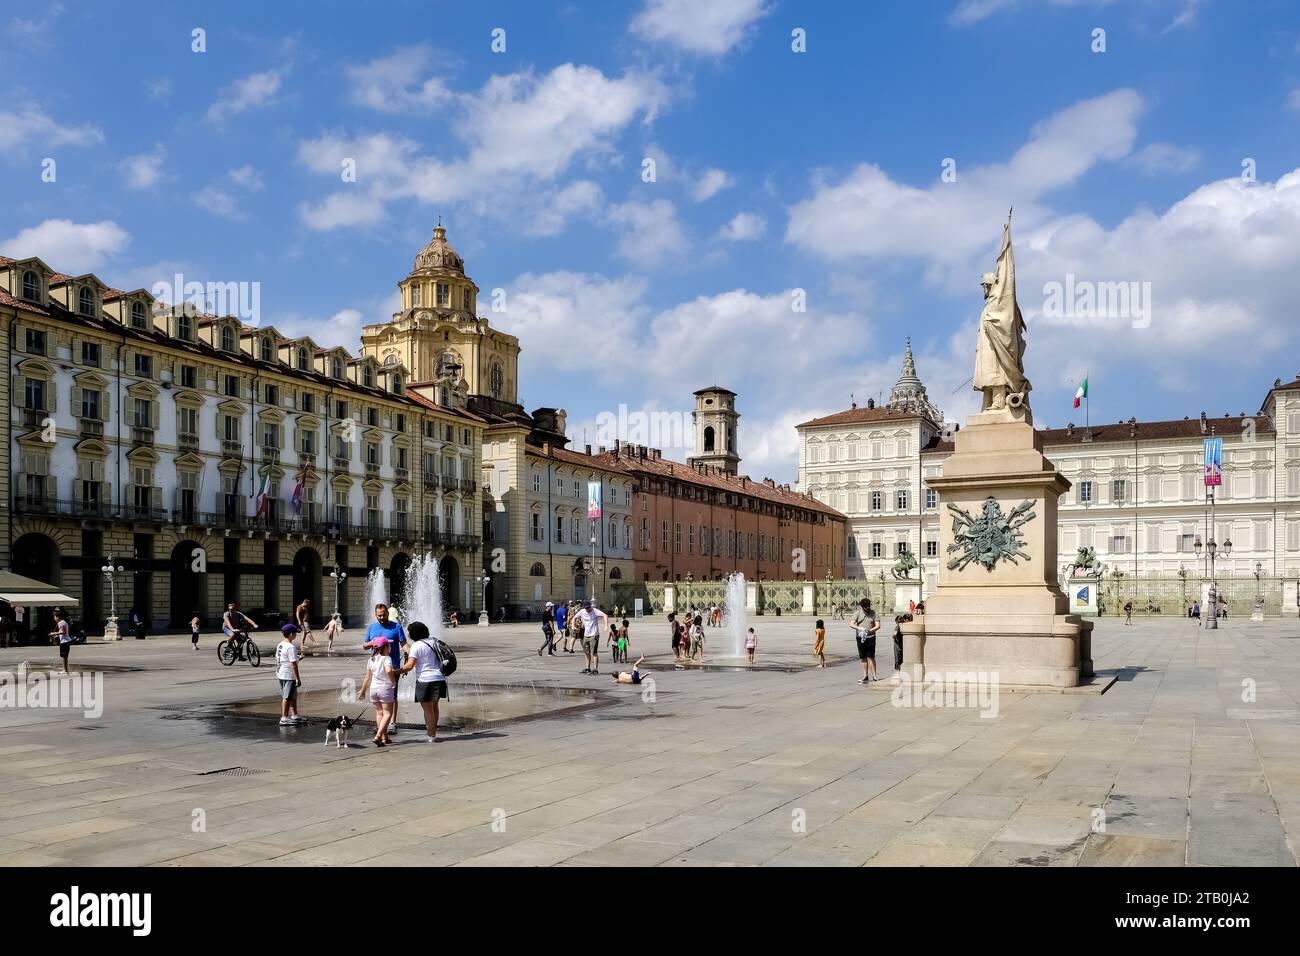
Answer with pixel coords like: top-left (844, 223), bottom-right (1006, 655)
top-left (0, 591), bottom-right (79, 607)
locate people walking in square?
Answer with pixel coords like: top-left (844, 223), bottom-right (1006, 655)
top-left (669, 612), bottom-right (683, 660)
top-left (814, 619), bottom-right (826, 668)
top-left (323, 611), bottom-right (343, 654)
top-left (744, 627), bottom-right (757, 666)
top-left (296, 598), bottom-right (316, 654)
top-left (554, 600), bottom-right (569, 652)
top-left (275, 624), bottom-right (304, 726)
top-left (358, 635), bottom-right (396, 745)
top-left (1124, 600), bottom-right (1133, 625)
top-left (538, 601), bottom-right (557, 656)
top-left (850, 598), bottom-right (880, 683)
top-left (401, 621), bottom-right (447, 742)
top-left (50, 609), bottom-right (72, 674)
top-left (892, 614), bottom-right (909, 673)
top-left (578, 599), bottom-right (605, 675)
top-left (689, 614), bottom-right (705, 661)
top-left (190, 612), bottom-right (201, 650)
top-left (363, 604), bottom-right (406, 732)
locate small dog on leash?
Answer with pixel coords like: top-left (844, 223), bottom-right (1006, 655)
top-left (324, 711), bottom-right (364, 748)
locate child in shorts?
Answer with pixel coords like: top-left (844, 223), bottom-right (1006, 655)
top-left (617, 619), bottom-right (629, 662)
top-left (745, 627), bottom-right (757, 666)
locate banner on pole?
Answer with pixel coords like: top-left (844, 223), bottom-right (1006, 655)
top-left (1203, 437), bottom-right (1223, 487)
top-left (587, 480), bottom-right (602, 519)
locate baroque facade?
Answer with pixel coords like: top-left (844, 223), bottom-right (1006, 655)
top-left (0, 242), bottom-right (486, 635)
top-left (798, 341), bottom-right (1300, 603)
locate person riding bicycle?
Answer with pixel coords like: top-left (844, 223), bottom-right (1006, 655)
top-left (222, 602), bottom-right (258, 660)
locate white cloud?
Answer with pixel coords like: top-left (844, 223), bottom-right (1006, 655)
top-left (1288, 88), bottom-right (1300, 113)
top-left (0, 219), bottom-right (128, 274)
top-left (949, 0), bottom-right (1119, 27)
top-left (298, 64), bottom-right (666, 232)
top-left (786, 89), bottom-right (1144, 284)
top-left (10, 4), bottom-right (63, 48)
top-left (146, 77), bottom-right (172, 101)
top-left (193, 166), bottom-right (266, 219)
top-left (631, 0), bottom-right (772, 55)
top-left (520, 181), bottom-right (605, 236)
top-left (717, 211), bottom-right (766, 241)
top-left (691, 167), bottom-right (733, 201)
top-left (1130, 142), bottom-right (1200, 175)
top-left (0, 107), bottom-right (102, 157)
top-left (345, 45), bottom-right (452, 112)
top-left (606, 198), bottom-right (687, 264)
top-left (119, 145), bottom-right (169, 189)
top-left (493, 272), bottom-right (649, 375)
top-left (207, 69), bottom-right (284, 123)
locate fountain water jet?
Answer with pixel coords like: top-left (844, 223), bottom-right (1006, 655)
top-left (723, 572), bottom-right (748, 658)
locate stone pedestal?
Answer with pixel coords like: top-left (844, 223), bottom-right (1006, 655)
top-left (103, 617), bottom-right (121, 641)
top-left (1067, 577), bottom-right (1100, 616)
top-left (801, 583), bottom-right (815, 614)
top-left (1284, 580), bottom-right (1298, 618)
top-left (477, 610), bottom-right (489, 627)
top-left (745, 583), bottom-right (758, 614)
top-left (901, 414), bottom-right (1092, 687)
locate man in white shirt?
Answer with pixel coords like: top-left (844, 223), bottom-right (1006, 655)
top-left (578, 600), bottom-right (606, 676)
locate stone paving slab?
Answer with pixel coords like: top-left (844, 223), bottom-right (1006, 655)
top-left (1, 616), bottom-right (1298, 866)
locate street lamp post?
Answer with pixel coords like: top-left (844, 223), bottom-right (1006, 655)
top-left (590, 529), bottom-right (599, 609)
top-left (478, 573), bottom-right (491, 626)
top-left (330, 564), bottom-right (347, 618)
top-left (1194, 533), bottom-right (1232, 629)
top-left (100, 555), bottom-right (126, 641)
top-left (1253, 560), bottom-right (1265, 619)
top-left (685, 570), bottom-right (693, 613)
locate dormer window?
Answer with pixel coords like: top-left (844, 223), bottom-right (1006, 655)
top-left (221, 326), bottom-right (236, 353)
top-left (331, 358), bottom-right (342, 379)
top-left (297, 347), bottom-right (308, 371)
top-left (131, 301), bottom-right (147, 329)
top-left (260, 337), bottom-right (273, 363)
top-left (178, 313), bottom-right (193, 340)
top-left (78, 287), bottom-right (95, 316)
top-left (21, 271), bottom-right (39, 302)
top-left (393, 375), bottom-right (403, 394)
top-left (363, 366), bottom-right (373, 388)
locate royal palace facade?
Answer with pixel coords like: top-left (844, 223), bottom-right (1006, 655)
top-left (798, 340), bottom-right (1300, 612)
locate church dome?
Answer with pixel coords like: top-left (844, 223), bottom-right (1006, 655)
top-left (411, 224), bottom-right (464, 276)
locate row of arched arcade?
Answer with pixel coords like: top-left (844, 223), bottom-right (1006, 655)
top-left (6, 531), bottom-right (466, 630)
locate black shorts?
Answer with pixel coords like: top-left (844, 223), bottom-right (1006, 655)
top-left (59, 642), bottom-right (71, 658)
top-left (415, 680), bottom-right (448, 703)
top-left (857, 637), bottom-right (876, 660)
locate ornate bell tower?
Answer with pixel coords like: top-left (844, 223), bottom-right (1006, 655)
top-left (691, 386), bottom-right (740, 474)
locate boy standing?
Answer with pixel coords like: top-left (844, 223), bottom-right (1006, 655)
top-left (275, 624), bottom-right (304, 726)
top-left (50, 609), bottom-right (72, 674)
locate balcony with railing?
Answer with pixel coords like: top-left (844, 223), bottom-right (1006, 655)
top-left (458, 477), bottom-right (476, 493)
top-left (365, 461), bottom-right (381, 477)
top-left (124, 501), bottom-right (166, 522)
top-left (12, 496), bottom-right (122, 519)
top-left (22, 407), bottom-right (48, 429)
top-left (440, 475), bottom-right (459, 492)
top-left (79, 417), bottom-right (104, 438)
top-left (131, 426), bottom-right (155, 447)
top-left (261, 445), bottom-right (280, 462)
top-left (333, 455), bottom-right (351, 471)
top-left (423, 474), bottom-right (439, 491)
top-left (221, 439), bottom-right (243, 458)
top-left (394, 466), bottom-right (409, 481)
top-left (178, 431), bottom-right (200, 450)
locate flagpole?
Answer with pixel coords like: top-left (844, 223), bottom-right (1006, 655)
top-left (1085, 369), bottom-right (1090, 436)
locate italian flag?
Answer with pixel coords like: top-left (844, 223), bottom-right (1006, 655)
top-left (254, 468), bottom-right (272, 517)
top-left (1073, 378), bottom-right (1088, 409)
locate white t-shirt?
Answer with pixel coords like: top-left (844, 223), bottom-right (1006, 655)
top-left (409, 640), bottom-right (445, 683)
top-left (579, 607), bottom-right (602, 638)
top-left (367, 654), bottom-right (394, 688)
top-left (275, 640), bottom-right (300, 681)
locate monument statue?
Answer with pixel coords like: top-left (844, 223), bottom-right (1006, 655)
top-left (974, 212), bottom-right (1031, 415)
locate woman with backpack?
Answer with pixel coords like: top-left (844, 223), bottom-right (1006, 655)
top-left (401, 621), bottom-right (450, 743)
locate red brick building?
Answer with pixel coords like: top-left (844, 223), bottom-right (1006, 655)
top-left (591, 441), bottom-right (845, 583)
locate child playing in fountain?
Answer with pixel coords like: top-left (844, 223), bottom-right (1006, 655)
top-left (814, 619), bottom-right (826, 667)
top-left (611, 657), bottom-right (646, 684)
top-left (745, 627), bottom-right (757, 666)
top-left (690, 614), bottom-right (705, 661)
top-left (618, 618), bottom-right (629, 663)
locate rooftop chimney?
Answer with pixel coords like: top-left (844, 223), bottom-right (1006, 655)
top-left (867, 398), bottom-right (875, 409)
top-left (585, 444), bottom-right (591, 455)
top-left (1199, 411), bottom-right (1207, 434)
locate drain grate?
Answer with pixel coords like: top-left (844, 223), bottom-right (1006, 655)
top-left (197, 766), bottom-right (269, 777)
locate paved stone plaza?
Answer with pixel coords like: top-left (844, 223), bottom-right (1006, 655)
top-left (0, 616), bottom-right (1297, 867)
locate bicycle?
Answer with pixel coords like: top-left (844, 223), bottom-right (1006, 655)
top-left (217, 629), bottom-right (261, 667)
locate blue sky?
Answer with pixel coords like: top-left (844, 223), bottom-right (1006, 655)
top-left (4, 0), bottom-right (1300, 481)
